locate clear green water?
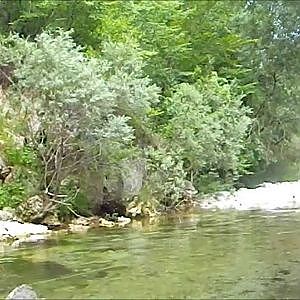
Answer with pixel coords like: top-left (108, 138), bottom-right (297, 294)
top-left (1, 210), bottom-right (300, 299)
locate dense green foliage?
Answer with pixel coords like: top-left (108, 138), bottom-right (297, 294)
top-left (164, 74), bottom-right (252, 191)
top-left (0, 0), bottom-right (298, 216)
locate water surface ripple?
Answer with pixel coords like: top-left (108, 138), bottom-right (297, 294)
top-left (1, 210), bottom-right (300, 299)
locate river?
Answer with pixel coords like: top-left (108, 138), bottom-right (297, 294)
top-left (1, 210), bottom-right (300, 299)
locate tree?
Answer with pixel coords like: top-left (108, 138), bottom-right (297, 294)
top-left (0, 0), bottom-right (104, 47)
top-left (236, 0), bottom-right (300, 166)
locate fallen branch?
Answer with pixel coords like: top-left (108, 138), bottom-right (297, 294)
top-left (49, 198), bottom-right (86, 219)
top-left (44, 189), bottom-right (68, 198)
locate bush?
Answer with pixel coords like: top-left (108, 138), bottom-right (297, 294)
top-left (144, 147), bottom-right (187, 209)
top-left (0, 30), bottom-right (161, 214)
top-left (163, 72), bottom-right (252, 191)
top-left (0, 181), bottom-right (26, 209)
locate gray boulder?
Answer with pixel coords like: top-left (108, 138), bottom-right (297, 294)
top-left (121, 159), bottom-right (146, 198)
top-left (6, 284), bottom-right (38, 300)
top-left (102, 159), bottom-right (146, 202)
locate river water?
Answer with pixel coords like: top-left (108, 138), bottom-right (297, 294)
top-left (1, 210), bottom-right (300, 299)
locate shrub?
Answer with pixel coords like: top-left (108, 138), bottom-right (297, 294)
top-left (163, 72), bottom-right (252, 191)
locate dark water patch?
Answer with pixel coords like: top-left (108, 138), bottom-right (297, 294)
top-left (95, 270), bottom-right (109, 278)
top-left (92, 246), bottom-right (127, 253)
top-left (289, 259), bottom-right (300, 263)
top-left (271, 276), bottom-right (286, 282)
top-left (0, 258), bottom-right (72, 280)
top-left (0, 258), bottom-right (73, 297)
top-left (278, 269), bottom-right (290, 275)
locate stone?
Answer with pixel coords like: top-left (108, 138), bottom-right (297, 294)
top-left (15, 195), bottom-right (49, 223)
top-left (12, 135), bottom-right (26, 149)
top-left (127, 197), bottom-right (158, 217)
top-left (0, 208), bottom-right (15, 221)
top-left (68, 216), bottom-right (100, 232)
top-left (99, 218), bottom-right (115, 227)
top-left (127, 204), bottom-right (142, 217)
top-left (11, 234), bottom-right (48, 248)
top-left (6, 284), bottom-right (38, 300)
top-left (0, 221), bottom-right (49, 238)
top-left (42, 212), bottom-right (62, 228)
top-left (3, 207), bottom-right (16, 214)
top-left (68, 223), bottom-right (89, 233)
top-left (117, 216), bottom-right (131, 226)
top-left (0, 166), bottom-right (13, 184)
top-left (71, 216), bottom-right (90, 226)
top-left (68, 215), bottom-right (131, 232)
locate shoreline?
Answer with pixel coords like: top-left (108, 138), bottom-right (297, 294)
top-left (0, 215), bottom-right (132, 249)
top-left (2, 179), bottom-right (300, 248)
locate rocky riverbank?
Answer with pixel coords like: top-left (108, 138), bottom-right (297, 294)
top-left (200, 180), bottom-right (300, 211)
top-left (0, 207), bottom-right (50, 247)
top-left (0, 206), bottom-right (132, 248)
top-left (3, 180), bottom-right (300, 248)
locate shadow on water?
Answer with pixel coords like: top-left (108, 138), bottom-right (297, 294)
top-left (0, 258), bottom-right (73, 295)
top-left (0, 258), bottom-right (72, 279)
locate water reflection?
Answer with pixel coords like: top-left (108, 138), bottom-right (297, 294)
top-left (1, 211), bottom-right (300, 299)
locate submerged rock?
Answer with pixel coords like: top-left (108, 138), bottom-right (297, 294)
top-left (201, 180), bottom-right (300, 211)
top-left (6, 284), bottom-right (38, 300)
top-left (11, 234), bottom-right (48, 248)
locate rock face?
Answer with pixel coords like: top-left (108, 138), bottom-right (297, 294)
top-left (201, 180), bottom-right (300, 211)
top-left (6, 284), bottom-right (38, 300)
top-left (15, 195), bottom-right (49, 223)
top-left (121, 159), bottom-right (146, 199)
